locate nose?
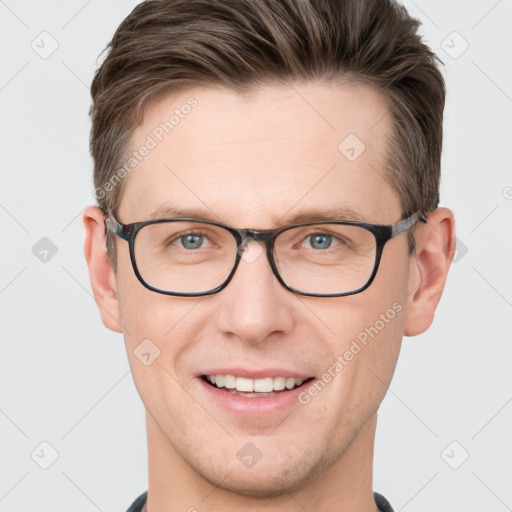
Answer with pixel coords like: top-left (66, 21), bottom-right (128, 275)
top-left (214, 241), bottom-right (295, 344)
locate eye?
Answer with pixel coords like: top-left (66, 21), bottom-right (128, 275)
top-left (302, 233), bottom-right (333, 250)
top-left (175, 233), bottom-right (206, 250)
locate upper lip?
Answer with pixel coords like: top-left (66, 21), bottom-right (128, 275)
top-left (197, 368), bottom-right (313, 379)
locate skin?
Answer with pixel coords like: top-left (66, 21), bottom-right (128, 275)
top-left (84, 81), bottom-right (455, 511)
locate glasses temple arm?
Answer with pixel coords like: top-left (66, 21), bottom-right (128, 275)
top-left (391, 211), bottom-right (428, 237)
top-left (105, 213), bottom-right (123, 236)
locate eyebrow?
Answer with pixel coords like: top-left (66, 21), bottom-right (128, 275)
top-left (146, 204), bottom-right (366, 226)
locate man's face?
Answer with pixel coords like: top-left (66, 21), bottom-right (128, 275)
top-left (114, 81), bottom-right (411, 494)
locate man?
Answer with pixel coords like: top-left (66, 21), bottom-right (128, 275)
top-left (83, 0), bottom-right (455, 510)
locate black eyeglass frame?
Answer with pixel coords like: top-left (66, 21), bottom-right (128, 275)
top-left (105, 211), bottom-right (427, 298)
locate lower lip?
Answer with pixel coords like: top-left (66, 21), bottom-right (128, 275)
top-left (198, 378), bottom-right (314, 417)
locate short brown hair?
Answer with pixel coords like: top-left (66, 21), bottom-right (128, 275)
top-left (90, 0), bottom-right (445, 262)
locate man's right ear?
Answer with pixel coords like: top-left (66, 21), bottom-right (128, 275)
top-left (83, 206), bottom-right (123, 333)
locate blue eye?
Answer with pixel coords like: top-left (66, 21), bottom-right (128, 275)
top-left (180, 233), bottom-right (204, 249)
top-left (308, 234), bottom-right (332, 250)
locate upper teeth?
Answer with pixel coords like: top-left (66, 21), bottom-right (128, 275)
top-left (206, 375), bottom-right (304, 393)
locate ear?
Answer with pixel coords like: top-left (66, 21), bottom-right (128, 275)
top-left (83, 206), bottom-right (123, 333)
top-left (404, 207), bottom-right (456, 336)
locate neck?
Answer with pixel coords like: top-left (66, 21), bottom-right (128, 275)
top-left (145, 411), bottom-right (380, 512)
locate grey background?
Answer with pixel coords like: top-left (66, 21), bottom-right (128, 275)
top-left (1, 1), bottom-right (511, 510)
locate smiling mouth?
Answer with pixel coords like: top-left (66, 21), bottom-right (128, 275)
top-left (201, 374), bottom-right (314, 397)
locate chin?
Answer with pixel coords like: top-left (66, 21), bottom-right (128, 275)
top-left (192, 448), bottom-right (327, 498)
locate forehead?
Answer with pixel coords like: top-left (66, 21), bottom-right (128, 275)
top-left (118, 80), bottom-right (401, 225)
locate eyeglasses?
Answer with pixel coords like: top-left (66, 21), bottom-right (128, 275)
top-left (105, 211), bottom-right (427, 298)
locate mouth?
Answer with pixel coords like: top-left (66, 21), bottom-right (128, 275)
top-left (201, 374), bottom-right (314, 397)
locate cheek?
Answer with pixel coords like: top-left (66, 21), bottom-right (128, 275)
top-left (115, 247), bottom-right (195, 343)
top-left (114, 253), bottom-right (204, 384)
top-left (117, 284), bottom-right (203, 362)
top-left (319, 294), bottom-right (406, 389)
top-left (316, 248), bottom-right (409, 408)
top-left (116, 281), bottom-right (207, 424)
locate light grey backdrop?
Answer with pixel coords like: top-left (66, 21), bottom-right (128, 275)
top-left (1, 1), bottom-right (511, 511)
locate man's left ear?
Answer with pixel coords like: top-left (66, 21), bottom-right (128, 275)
top-left (404, 207), bottom-right (456, 336)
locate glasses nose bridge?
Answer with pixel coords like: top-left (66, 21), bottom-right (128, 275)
top-left (238, 228), bottom-right (275, 250)
top-left (233, 228), bottom-right (281, 288)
